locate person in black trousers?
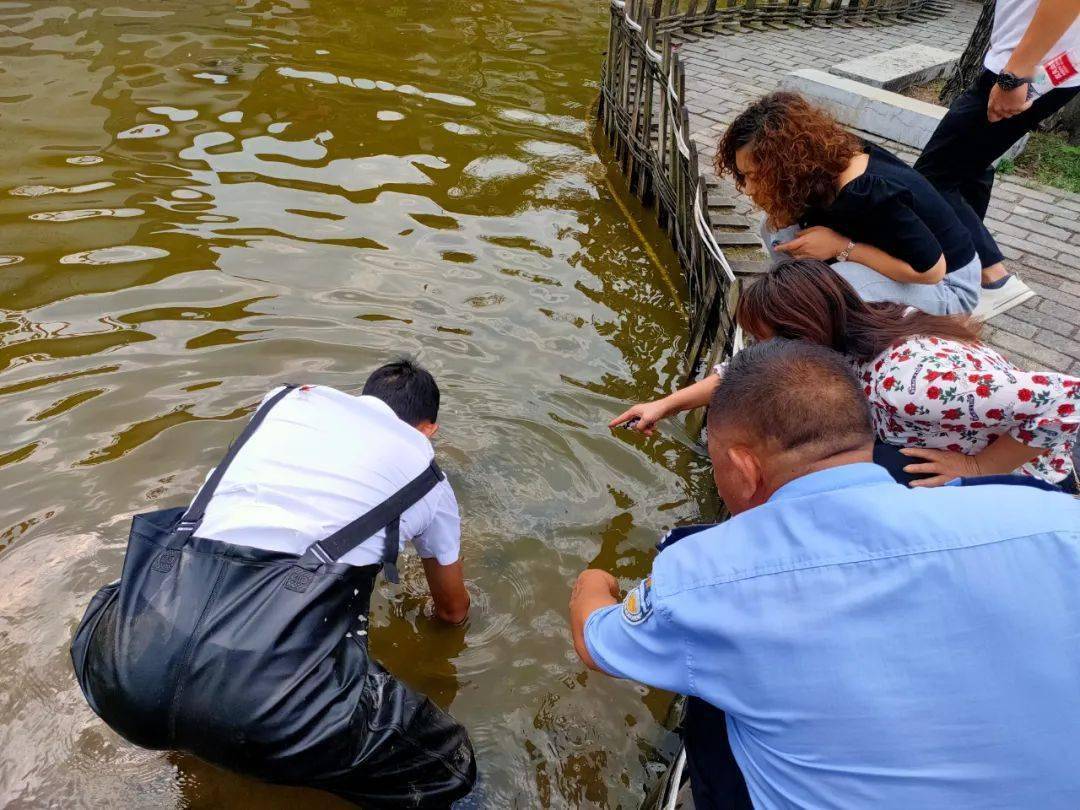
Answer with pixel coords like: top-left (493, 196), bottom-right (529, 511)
top-left (915, 0), bottom-right (1080, 320)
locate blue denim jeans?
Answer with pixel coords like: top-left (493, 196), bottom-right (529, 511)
top-left (763, 221), bottom-right (981, 315)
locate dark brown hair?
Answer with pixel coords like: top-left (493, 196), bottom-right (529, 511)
top-left (736, 259), bottom-right (982, 363)
top-left (708, 338), bottom-right (872, 456)
top-left (716, 92), bottom-right (861, 226)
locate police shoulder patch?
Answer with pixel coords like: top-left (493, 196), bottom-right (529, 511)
top-left (621, 576), bottom-right (653, 625)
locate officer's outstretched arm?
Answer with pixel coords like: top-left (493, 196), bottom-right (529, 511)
top-left (570, 570), bottom-right (621, 672)
top-left (422, 558), bottom-right (470, 625)
top-left (571, 571), bottom-right (692, 695)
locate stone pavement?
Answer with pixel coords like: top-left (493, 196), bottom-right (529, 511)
top-left (676, 0), bottom-right (1080, 374)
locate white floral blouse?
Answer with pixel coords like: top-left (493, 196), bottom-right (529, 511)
top-left (854, 336), bottom-right (1080, 484)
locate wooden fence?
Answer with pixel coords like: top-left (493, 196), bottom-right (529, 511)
top-left (599, 0), bottom-right (950, 378)
top-left (600, 0), bottom-right (742, 379)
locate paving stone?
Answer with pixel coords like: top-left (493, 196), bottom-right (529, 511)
top-left (1014, 253), bottom-right (1073, 282)
top-left (1048, 215), bottom-right (1080, 234)
top-left (1008, 215), bottom-right (1071, 241)
top-left (983, 313), bottom-right (1038, 340)
top-left (1037, 297), bottom-right (1080, 323)
top-left (992, 331), bottom-right (1073, 370)
top-left (1033, 330), bottom-right (1080, 362)
top-left (1010, 197), bottom-right (1063, 216)
top-left (1010, 205), bottom-right (1048, 221)
top-left (1054, 251), bottom-right (1080, 271)
top-left (995, 233), bottom-right (1059, 261)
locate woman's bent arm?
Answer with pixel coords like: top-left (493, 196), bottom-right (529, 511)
top-left (848, 243), bottom-right (947, 285)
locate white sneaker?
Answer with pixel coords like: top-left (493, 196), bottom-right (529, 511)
top-left (972, 275), bottom-right (1036, 321)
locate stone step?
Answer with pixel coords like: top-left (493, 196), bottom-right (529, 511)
top-left (708, 213), bottom-right (748, 228)
top-left (730, 259), bottom-right (770, 276)
top-left (707, 193), bottom-right (737, 208)
top-left (711, 230), bottom-right (762, 247)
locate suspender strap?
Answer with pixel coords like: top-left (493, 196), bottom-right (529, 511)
top-left (176, 384), bottom-right (299, 537)
top-left (307, 460), bottom-right (445, 583)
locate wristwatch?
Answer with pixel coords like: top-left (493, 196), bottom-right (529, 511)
top-left (835, 240), bottom-right (856, 263)
top-left (995, 71), bottom-right (1032, 91)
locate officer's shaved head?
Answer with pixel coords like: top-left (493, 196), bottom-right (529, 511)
top-left (707, 339), bottom-right (873, 513)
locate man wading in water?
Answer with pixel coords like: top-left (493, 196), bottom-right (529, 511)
top-left (72, 359), bottom-right (476, 809)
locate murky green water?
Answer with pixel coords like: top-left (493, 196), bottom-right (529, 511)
top-left (0, 1), bottom-right (715, 806)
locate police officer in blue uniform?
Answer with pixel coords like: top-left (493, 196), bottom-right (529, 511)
top-left (571, 339), bottom-right (1080, 809)
top-left (73, 360), bottom-right (475, 808)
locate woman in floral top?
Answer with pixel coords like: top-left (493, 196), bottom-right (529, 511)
top-left (612, 259), bottom-right (1079, 491)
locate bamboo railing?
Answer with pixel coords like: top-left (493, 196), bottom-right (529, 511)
top-left (600, 0), bottom-right (742, 378)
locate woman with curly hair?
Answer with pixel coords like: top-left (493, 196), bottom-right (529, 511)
top-left (716, 92), bottom-right (982, 315)
top-left (611, 259), bottom-right (1079, 492)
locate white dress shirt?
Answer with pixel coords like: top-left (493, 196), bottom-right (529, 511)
top-left (197, 385), bottom-right (461, 567)
top-left (985, 0), bottom-right (1080, 88)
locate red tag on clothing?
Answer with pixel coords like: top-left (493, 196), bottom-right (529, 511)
top-left (1043, 51), bottom-right (1078, 87)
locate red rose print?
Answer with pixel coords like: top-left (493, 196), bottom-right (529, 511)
top-left (904, 403), bottom-right (918, 416)
top-left (968, 374), bottom-right (981, 383)
top-left (941, 371), bottom-right (956, 381)
top-left (864, 385), bottom-right (871, 396)
top-left (1017, 389), bottom-right (1033, 402)
top-left (970, 421), bottom-right (985, 429)
top-left (947, 444), bottom-right (962, 452)
top-left (1018, 429), bottom-right (1035, 442)
top-left (985, 408), bottom-right (1004, 420)
top-left (925, 371), bottom-right (939, 382)
top-left (875, 359), bottom-right (885, 371)
top-left (1059, 403), bottom-right (1076, 417)
top-left (883, 376), bottom-right (896, 390)
top-left (976, 385), bottom-right (991, 398)
top-left (1032, 375), bottom-right (1050, 385)
top-left (943, 408), bottom-right (962, 419)
top-left (927, 386), bottom-right (941, 400)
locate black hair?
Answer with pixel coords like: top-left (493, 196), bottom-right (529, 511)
top-left (362, 358), bottom-right (440, 426)
top-left (708, 338), bottom-right (872, 456)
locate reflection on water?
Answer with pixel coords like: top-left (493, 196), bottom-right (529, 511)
top-left (0, 0), bottom-right (713, 806)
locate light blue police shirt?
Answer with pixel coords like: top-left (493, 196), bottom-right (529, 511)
top-left (584, 463), bottom-right (1080, 809)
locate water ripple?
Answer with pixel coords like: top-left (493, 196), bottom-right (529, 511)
top-left (59, 246), bottom-right (170, 265)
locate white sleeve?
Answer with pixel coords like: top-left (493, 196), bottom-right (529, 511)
top-left (411, 481), bottom-right (461, 565)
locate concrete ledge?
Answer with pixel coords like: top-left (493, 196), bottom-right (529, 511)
top-left (830, 45), bottom-right (958, 91)
top-left (779, 68), bottom-right (1028, 163)
top-left (781, 68), bottom-right (945, 148)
